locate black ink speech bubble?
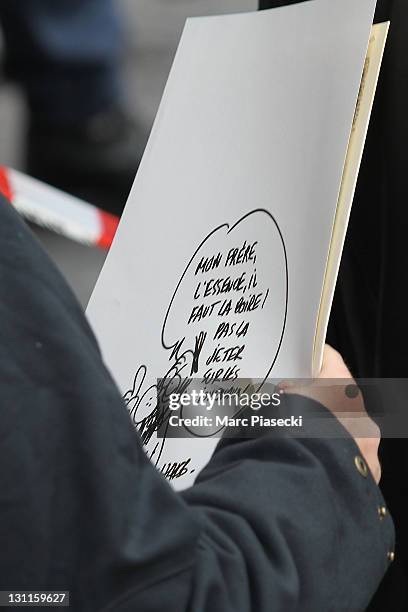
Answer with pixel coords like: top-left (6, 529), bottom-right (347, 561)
top-left (161, 209), bottom-right (288, 388)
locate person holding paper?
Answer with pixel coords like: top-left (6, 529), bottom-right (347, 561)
top-left (0, 192), bottom-right (393, 611)
top-left (259, 1), bottom-right (408, 609)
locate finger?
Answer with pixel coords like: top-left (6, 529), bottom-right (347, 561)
top-left (319, 344), bottom-right (352, 379)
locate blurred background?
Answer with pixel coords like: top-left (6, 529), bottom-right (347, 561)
top-left (0, 0), bottom-right (255, 307)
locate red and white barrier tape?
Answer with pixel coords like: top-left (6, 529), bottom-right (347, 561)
top-left (0, 165), bottom-right (119, 250)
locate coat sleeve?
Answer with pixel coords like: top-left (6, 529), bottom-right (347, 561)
top-left (0, 195), bottom-right (394, 612)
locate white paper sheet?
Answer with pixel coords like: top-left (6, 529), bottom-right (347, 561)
top-left (87, 0), bottom-right (377, 488)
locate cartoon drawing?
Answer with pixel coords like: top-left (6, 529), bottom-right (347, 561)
top-left (123, 209), bottom-right (288, 477)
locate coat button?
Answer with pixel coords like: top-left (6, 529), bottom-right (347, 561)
top-left (354, 455), bottom-right (368, 477)
top-left (388, 551), bottom-right (395, 563)
top-left (378, 506), bottom-right (387, 520)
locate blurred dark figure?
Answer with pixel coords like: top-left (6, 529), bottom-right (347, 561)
top-left (328, 1), bottom-right (408, 609)
top-left (0, 0), bottom-right (144, 215)
top-left (261, 0), bottom-right (408, 610)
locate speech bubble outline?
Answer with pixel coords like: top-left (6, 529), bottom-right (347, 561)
top-left (161, 208), bottom-right (288, 391)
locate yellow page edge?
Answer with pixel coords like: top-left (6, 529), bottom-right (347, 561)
top-left (312, 22), bottom-right (390, 376)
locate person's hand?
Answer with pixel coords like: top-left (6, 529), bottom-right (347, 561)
top-left (279, 345), bottom-right (381, 484)
top-left (318, 345), bottom-right (381, 483)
